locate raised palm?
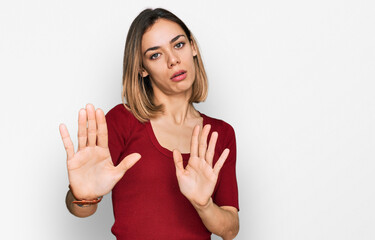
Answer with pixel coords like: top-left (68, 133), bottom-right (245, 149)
top-left (59, 104), bottom-right (140, 200)
top-left (173, 124), bottom-right (230, 207)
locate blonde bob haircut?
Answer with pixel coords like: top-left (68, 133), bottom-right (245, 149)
top-left (122, 8), bottom-right (208, 123)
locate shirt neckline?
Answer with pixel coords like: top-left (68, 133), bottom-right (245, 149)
top-left (145, 112), bottom-right (207, 160)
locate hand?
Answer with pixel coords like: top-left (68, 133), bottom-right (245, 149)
top-left (59, 104), bottom-right (141, 200)
top-left (173, 124), bottom-right (230, 208)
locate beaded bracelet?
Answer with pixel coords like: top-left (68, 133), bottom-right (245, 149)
top-left (72, 196), bottom-right (103, 206)
top-left (69, 185), bottom-right (103, 206)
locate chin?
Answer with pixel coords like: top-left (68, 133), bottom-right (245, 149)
top-left (176, 78), bottom-right (194, 91)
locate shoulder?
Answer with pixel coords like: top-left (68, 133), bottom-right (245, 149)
top-left (106, 104), bottom-right (132, 119)
top-left (201, 113), bottom-right (236, 138)
top-left (106, 104), bottom-right (137, 123)
top-left (105, 104), bottom-right (141, 133)
top-left (201, 113), bottom-right (236, 147)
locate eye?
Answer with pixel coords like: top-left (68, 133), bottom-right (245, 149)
top-left (150, 53), bottom-right (160, 60)
top-left (175, 42), bottom-right (185, 49)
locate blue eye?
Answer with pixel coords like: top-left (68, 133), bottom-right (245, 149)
top-left (150, 53), bottom-right (160, 60)
top-left (175, 42), bottom-right (185, 49)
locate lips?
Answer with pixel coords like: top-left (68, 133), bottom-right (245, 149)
top-left (170, 70), bottom-right (187, 82)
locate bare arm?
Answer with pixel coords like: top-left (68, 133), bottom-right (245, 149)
top-left (193, 199), bottom-right (239, 240)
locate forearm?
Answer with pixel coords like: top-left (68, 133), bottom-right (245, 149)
top-left (193, 198), bottom-right (239, 240)
top-left (65, 190), bottom-right (97, 218)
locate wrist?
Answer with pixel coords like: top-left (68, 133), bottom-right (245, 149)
top-left (65, 190), bottom-right (98, 217)
top-left (192, 197), bottom-right (213, 212)
top-left (68, 186), bottom-right (103, 206)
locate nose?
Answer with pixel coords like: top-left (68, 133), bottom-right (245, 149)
top-left (167, 50), bottom-right (180, 68)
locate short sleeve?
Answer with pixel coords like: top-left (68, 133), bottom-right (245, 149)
top-left (213, 124), bottom-right (239, 211)
top-left (105, 104), bottom-right (129, 166)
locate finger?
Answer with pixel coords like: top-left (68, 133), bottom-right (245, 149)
top-left (173, 149), bottom-right (184, 173)
top-left (59, 124), bottom-right (75, 160)
top-left (190, 125), bottom-right (200, 157)
top-left (198, 124), bottom-right (211, 159)
top-left (86, 104), bottom-right (96, 146)
top-left (77, 108), bottom-right (87, 151)
top-left (213, 148), bottom-right (230, 175)
top-left (116, 153), bottom-right (141, 173)
top-left (206, 131), bottom-right (218, 167)
top-left (96, 108), bottom-right (108, 148)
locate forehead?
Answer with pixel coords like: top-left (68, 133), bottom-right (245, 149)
top-left (141, 19), bottom-right (186, 50)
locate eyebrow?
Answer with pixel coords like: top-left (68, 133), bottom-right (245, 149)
top-left (143, 34), bottom-right (186, 56)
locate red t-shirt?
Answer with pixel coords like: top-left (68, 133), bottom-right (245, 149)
top-left (106, 104), bottom-right (239, 240)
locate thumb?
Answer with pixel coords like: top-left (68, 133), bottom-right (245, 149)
top-left (116, 153), bottom-right (141, 174)
top-left (173, 149), bottom-right (184, 173)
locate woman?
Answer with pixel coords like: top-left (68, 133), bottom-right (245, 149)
top-left (59, 8), bottom-right (239, 240)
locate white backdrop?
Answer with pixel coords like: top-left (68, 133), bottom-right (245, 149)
top-left (1, 0), bottom-right (374, 239)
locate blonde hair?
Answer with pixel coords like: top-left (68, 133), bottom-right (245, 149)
top-left (122, 8), bottom-right (208, 122)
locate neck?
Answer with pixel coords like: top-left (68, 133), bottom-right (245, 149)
top-left (153, 90), bottom-right (199, 125)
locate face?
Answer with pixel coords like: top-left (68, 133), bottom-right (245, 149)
top-left (141, 19), bottom-right (197, 99)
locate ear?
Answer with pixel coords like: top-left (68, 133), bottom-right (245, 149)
top-left (140, 68), bottom-right (149, 78)
top-left (190, 40), bottom-right (197, 57)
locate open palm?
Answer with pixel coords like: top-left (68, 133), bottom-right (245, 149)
top-left (59, 104), bottom-right (140, 200)
top-left (173, 124), bottom-right (230, 207)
